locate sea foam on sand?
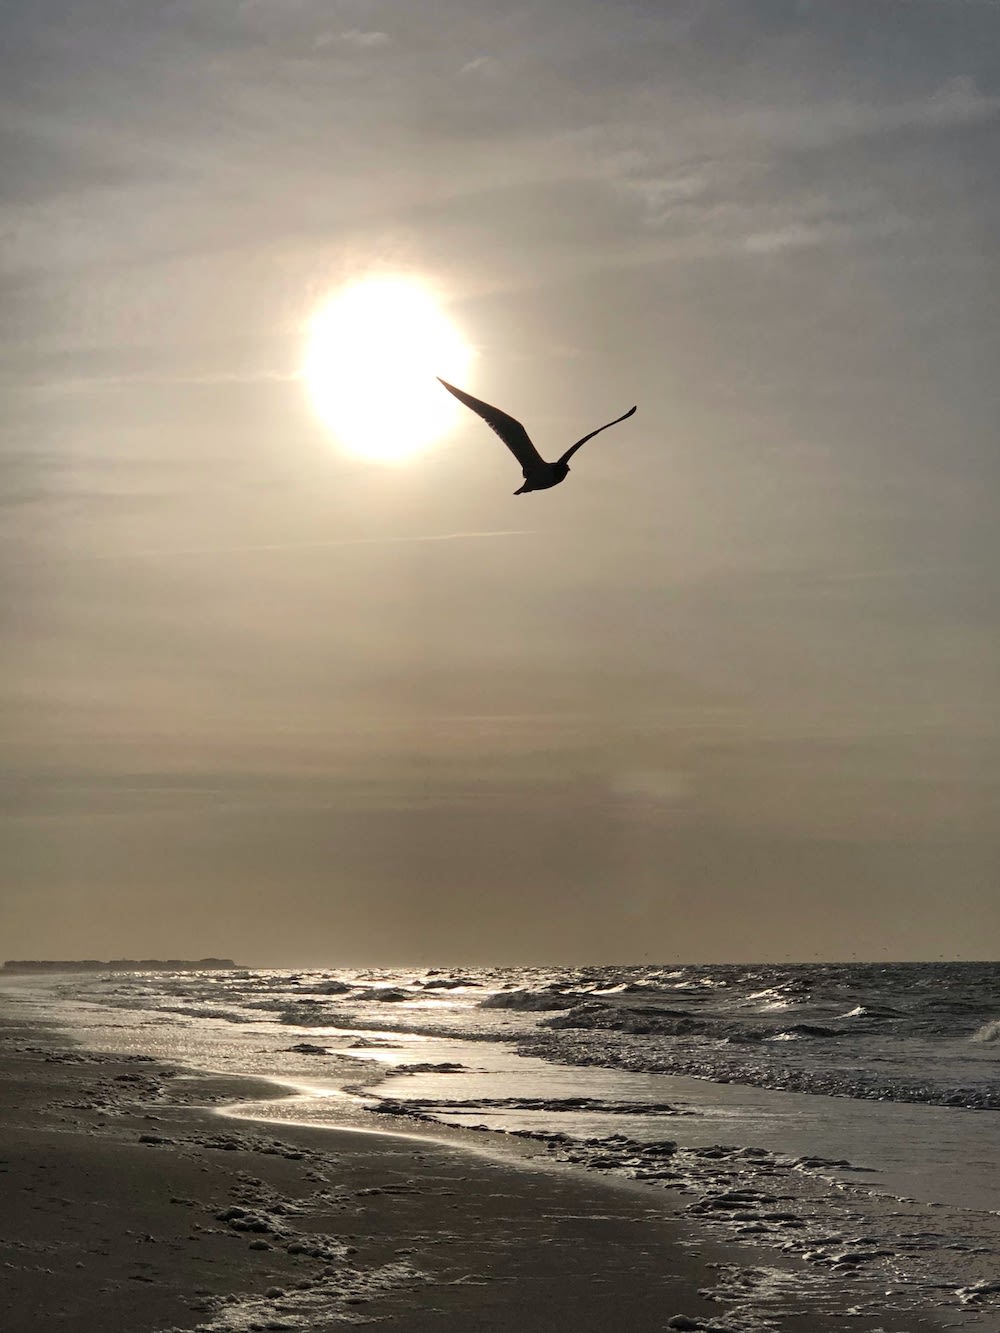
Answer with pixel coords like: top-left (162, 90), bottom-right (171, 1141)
top-left (0, 992), bottom-right (936, 1333)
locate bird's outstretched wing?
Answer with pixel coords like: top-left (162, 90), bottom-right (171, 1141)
top-left (437, 379), bottom-right (546, 473)
top-left (556, 405), bottom-right (637, 467)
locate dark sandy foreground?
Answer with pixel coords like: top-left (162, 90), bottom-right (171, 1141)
top-left (0, 1012), bottom-right (940, 1333)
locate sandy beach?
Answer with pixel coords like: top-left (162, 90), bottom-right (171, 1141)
top-left (1, 1002), bottom-right (946, 1333)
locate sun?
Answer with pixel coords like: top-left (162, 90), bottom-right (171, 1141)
top-left (303, 275), bottom-right (474, 463)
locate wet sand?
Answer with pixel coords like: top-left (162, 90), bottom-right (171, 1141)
top-left (0, 1008), bottom-right (942, 1333)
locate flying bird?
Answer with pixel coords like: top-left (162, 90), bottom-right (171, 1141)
top-left (438, 378), bottom-right (636, 495)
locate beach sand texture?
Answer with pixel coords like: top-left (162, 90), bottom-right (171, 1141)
top-left (0, 1009), bottom-right (943, 1333)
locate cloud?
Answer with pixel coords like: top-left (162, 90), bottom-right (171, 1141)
top-left (331, 29), bottom-right (390, 49)
top-left (654, 75), bottom-right (995, 165)
top-left (759, 75), bottom-right (999, 148)
top-left (742, 221), bottom-right (835, 254)
top-left (610, 768), bottom-right (692, 812)
top-left (23, 529), bottom-right (537, 568)
top-left (459, 56), bottom-right (496, 77)
top-left (563, 70), bottom-right (995, 260)
top-left (742, 216), bottom-right (904, 254)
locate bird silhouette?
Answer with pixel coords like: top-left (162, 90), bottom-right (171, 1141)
top-left (438, 379), bottom-right (636, 494)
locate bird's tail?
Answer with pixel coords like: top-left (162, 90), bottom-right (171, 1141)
top-left (514, 482), bottom-right (530, 495)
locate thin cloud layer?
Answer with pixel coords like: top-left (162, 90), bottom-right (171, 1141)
top-left (1, 0), bottom-right (998, 961)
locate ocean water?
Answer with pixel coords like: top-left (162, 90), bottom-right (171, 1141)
top-left (5, 961), bottom-right (999, 1330)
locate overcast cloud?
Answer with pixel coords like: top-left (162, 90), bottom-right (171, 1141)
top-left (2, 0), bottom-right (998, 963)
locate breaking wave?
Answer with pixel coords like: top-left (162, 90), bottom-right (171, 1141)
top-left (479, 989), bottom-right (585, 1012)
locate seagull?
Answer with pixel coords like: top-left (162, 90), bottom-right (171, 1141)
top-left (437, 378), bottom-right (636, 495)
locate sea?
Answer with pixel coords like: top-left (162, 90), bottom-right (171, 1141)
top-left (5, 960), bottom-right (999, 1331)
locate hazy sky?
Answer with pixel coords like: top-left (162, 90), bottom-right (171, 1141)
top-left (3, 0), bottom-right (998, 965)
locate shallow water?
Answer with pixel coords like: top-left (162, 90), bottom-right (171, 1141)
top-left (3, 962), bottom-right (998, 1330)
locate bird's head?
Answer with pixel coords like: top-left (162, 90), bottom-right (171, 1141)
top-left (553, 461), bottom-right (570, 482)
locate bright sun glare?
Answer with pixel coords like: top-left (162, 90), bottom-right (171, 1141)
top-left (303, 275), bottom-right (474, 463)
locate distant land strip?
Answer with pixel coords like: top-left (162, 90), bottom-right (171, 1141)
top-left (2, 958), bottom-right (239, 973)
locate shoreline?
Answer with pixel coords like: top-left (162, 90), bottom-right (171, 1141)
top-left (0, 1000), bottom-right (943, 1333)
